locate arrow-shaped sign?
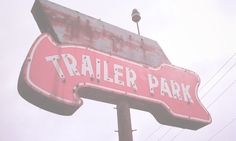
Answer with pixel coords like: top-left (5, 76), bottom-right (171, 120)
top-left (18, 34), bottom-right (211, 130)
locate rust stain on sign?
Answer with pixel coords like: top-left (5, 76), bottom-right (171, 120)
top-left (32, 0), bottom-right (170, 67)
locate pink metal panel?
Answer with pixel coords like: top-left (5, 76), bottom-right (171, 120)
top-left (18, 34), bottom-right (211, 129)
top-left (31, 0), bottom-right (170, 67)
top-left (17, 0), bottom-right (211, 130)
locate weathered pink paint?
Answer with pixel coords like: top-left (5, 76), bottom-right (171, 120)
top-left (18, 34), bottom-right (211, 129)
top-left (32, 0), bottom-right (170, 67)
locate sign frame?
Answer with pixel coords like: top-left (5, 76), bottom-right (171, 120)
top-left (18, 33), bottom-right (211, 130)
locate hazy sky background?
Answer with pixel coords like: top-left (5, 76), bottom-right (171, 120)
top-left (0, 0), bottom-right (236, 141)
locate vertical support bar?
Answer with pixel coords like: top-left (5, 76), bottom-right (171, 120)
top-left (136, 23), bottom-right (140, 36)
top-left (117, 100), bottom-right (133, 141)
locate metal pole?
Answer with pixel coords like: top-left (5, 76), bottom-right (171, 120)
top-left (136, 22), bottom-right (140, 35)
top-left (117, 100), bottom-right (133, 141)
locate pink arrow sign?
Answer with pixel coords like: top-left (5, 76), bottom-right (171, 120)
top-left (18, 34), bottom-right (211, 129)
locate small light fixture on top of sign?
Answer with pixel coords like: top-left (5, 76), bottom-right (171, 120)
top-left (131, 9), bottom-right (141, 35)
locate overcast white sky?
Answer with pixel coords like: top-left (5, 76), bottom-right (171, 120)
top-left (0, 0), bottom-right (236, 141)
